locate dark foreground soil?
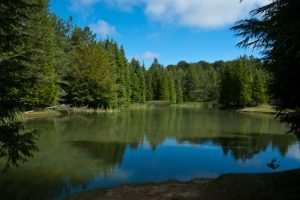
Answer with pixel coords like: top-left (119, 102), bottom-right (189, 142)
top-left (65, 168), bottom-right (300, 200)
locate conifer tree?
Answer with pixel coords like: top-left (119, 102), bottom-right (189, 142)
top-left (129, 58), bottom-right (141, 103)
top-left (168, 73), bottom-right (177, 104)
top-left (252, 69), bottom-right (267, 105)
top-left (0, 0), bottom-right (44, 170)
top-left (159, 72), bottom-right (170, 101)
top-left (140, 64), bottom-right (147, 103)
top-left (25, 0), bottom-right (59, 108)
top-left (145, 71), bottom-right (154, 101)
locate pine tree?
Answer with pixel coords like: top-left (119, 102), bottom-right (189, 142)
top-left (25, 0), bottom-right (59, 109)
top-left (220, 64), bottom-right (234, 107)
top-left (159, 72), bottom-right (170, 101)
top-left (119, 46), bottom-right (131, 106)
top-left (102, 40), bottom-right (130, 107)
top-left (148, 58), bottom-right (162, 100)
top-left (252, 69), bottom-right (266, 105)
top-left (129, 58), bottom-right (141, 103)
top-left (168, 73), bottom-right (177, 104)
top-left (70, 26), bottom-right (96, 47)
top-left (145, 71), bottom-right (153, 101)
top-left (140, 65), bottom-right (147, 103)
top-left (0, 0), bottom-right (42, 171)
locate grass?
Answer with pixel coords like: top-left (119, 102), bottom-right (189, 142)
top-left (172, 102), bottom-right (216, 109)
top-left (23, 103), bottom-right (275, 120)
top-left (24, 110), bottom-right (61, 120)
top-left (23, 106), bottom-right (120, 120)
top-left (57, 107), bottom-right (120, 115)
top-left (238, 104), bottom-right (276, 114)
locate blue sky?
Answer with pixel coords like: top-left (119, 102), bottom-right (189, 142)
top-left (50, 0), bottom-right (270, 67)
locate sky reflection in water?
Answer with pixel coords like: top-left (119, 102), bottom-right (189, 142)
top-left (0, 108), bottom-right (299, 200)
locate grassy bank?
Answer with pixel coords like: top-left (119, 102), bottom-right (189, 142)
top-left (23, 102), bottom-right (213, 120)
top-left (237, 104), bottom-right (276, 114)
top-left (172, 102), bottom-right (216, 109)
top-left (24, 106), bottom-right (120, 120)
top-left (24, 110), bottom-right (61, 120)
top-left (23, 103), bottom-right (275, 120)
top-left (65, 168), bottom-right (300, 200)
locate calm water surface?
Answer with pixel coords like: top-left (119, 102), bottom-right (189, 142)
top-left (1, 107), bottom-right (300, 199)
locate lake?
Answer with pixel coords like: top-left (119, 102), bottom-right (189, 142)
top-left (1, 107), bottom-right (300, 200)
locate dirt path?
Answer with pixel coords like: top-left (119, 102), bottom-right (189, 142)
top-left (65, 169), bottom-right (300, 200)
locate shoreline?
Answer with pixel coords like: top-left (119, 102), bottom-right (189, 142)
top-left (23, 107), bottom-right (120, 120)
top-left (237, 104), bottom-right (276, 114)
top-left (64, 168), bottom-right (300, 200)
top-left (23, 103), bottom-right (277, 120)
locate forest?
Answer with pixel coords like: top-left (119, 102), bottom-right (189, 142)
top-left (0, 1), bottom-right (269, 112)
top-left (1, 0), bottom-right (299, 172)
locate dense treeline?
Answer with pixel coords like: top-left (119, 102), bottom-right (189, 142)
top-left (164, 56), bottom-right (268, 107)
top-left (219, 56), bottom-right (268, 107)
top-left (1, 1), bottom-right (269, 111)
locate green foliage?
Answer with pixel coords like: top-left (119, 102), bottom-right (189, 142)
top-left (232, 0), bottom-right (300, 134)
top-left (64, 44), bottom-right (116, 108)
top-left (252, 69), bottom-right (267, 105)
top-left (0, 0), bottom-right (58, 112)
top-left (220, 64), bottom-right (235, 106)
top-left (50, 14), bottom-right (72, 77)
top-left (145, 71), bottom-right (154, 101)
top-left (70, 26), bottom-right (96, 47)
top-left (102, 40), bottom-right (131, 107)
top-left (167, 61), bottom-right (220, 103)
top-left (168, 73), bottom-right (177, 104)
top-left (25, 0), bottom-right (59, 108)
top-left (219, 56), bottom-right (268, 107)
top-left (148, 58), bottom-right (163, 100)
top-left (0, 0), bottom-right (44, 171)
top-left (129, 59), bottom-right (146, 103)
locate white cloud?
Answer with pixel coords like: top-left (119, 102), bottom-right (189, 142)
top-left (70, 0), bottom-right (271, 29)
top-left (103, 0), bottom-right (144, 12)
top-left (69, 0), bottom-right (143, 13)
top-left (89, 20), bottom-right (117, 37)
top-left (144, 0), bottom-right (271, 29)
top-left (142, 51), bottom-right (160, 60)
top-left (69, 0), bottom-right (100, 13)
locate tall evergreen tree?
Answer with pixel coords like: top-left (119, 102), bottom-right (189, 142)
top-left (168, 73), bottom-right (177, 104)
top-left (25, 0), bottom-right (59, 108)
top-left (252, 69), bottom-right (267, 105)
top-left (140, 64), bottom-right (147, 103)
top-left (159, 71), bottom-right (170, 101)
top-left (0, 0), bottom-right (47, 170)
top-left (145, 71), bottom-right (153, 101)
top-left (220, 64), bottom-right (234, 107)
top-left (70, 26), bottom-right (96, 47)
top-left (148, 58), bottom-right (162, 100)
top-left (129, 58), bottom-right (141, 103)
